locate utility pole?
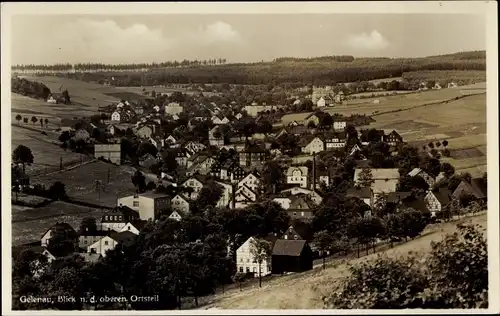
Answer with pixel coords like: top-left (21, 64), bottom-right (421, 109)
top-left (107, 168), bottom-right (111, 184)
top-left (60, 157), bottom-right (63, 170)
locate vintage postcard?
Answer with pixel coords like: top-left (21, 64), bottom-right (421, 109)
top-left (1, 1), bottom-right (498, 315)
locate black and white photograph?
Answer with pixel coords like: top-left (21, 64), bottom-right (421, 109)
top-left (2, 1), bottom-right (499, 314)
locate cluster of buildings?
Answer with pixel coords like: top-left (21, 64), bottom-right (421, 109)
top-left (27, 88), bottom-right (487, 280)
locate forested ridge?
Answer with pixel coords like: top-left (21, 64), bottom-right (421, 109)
top-left (12, 51), bottom-right (485, 86)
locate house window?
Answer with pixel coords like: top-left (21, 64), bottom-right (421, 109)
top-left (247, 258), bottom-right (249, 263)
top-left (90, 248), bottom-right (96, 253)
top-left (293, 212), bottom-right (297, 216)
top-left (105, 216), bottom-right (109, 220)
top-left (239, 267), bottom-right (243, 273)
top-left (133, 201), bottom-right (139, 207)
top-left (104, 240), bottom-right (109, 245)
top-left (246, 267), bottom-right (250, 273)
top-left (301, 212), bottom-right (305, 216)
top-left (253, 267), bottom-right (257, 273)
top-left (284, 235), bottom-right (288, 240)
top-left (294, 235), bottom-right (298, 240)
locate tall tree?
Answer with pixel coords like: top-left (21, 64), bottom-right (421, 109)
top-left (313, 230), bottom-right (334, 269)
top-left (356, 168), bottom-right (374, 188)
top-left (15, 114), bottom-right (22, 124)
top-left (131, 170), bottom-right (147, 193)
top-left (12, 145), bottom-right (34, 173)
top-left (249, 238), bottom-right (273, 288)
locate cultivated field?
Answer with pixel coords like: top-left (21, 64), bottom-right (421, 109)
top-left (369, 92), bottom-right (487, 175)
top-left (11, 125), bottom-right (87, 175)
top-left (12, 201), bottom-right (105, 246)
top-left (31, 161), bottom-right (139, 208)
top-left (197, 213), bottom-right (486, 310)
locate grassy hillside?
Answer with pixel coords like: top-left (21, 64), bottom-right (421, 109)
top-left (196, 213), bottom-right (486, 310)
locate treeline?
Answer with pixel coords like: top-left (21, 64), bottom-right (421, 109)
top-left (11, 77), bottom-right (52, 100)
top-left (274, 55), bottom-right (355, 63)
top-left (402, 70), bottom-right (486, 86)
top-left (11, 59), bottom-right (228, 72)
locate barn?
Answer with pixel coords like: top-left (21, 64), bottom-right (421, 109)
top-left (271, 239), bottom-right (313, 275)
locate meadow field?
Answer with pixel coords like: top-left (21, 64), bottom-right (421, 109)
top-left (196, 213), bottom-right (486, 310)
top-left (31, 161), bottom-right (139, 208)
top-left (11, 125), bottom-right (87, 175)
top-left (367, 92), bottom-right (486, 176)
top-left (11, 201), bottom-right (105, 246)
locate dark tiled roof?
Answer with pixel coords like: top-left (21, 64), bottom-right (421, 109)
top-left (272, 239), bottom-right (307, 256)
top-left (432, 188), bottom-right (452, 205)
top-left (346, 187), bottom-right (372, 199)
top-left (386, 192), bottom-right (412, 203)
top-left (78, 229), bottom-right (110, 237)
top-left (470, 178), bottom-right (487, 198)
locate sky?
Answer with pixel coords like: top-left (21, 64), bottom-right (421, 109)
top-left (10, 14), bottom-right (486, 65)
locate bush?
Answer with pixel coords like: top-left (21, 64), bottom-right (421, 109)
top-left (325, 224), bottom-right (488, 309)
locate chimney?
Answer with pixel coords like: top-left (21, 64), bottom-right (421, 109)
top-left (232, 183), bottom-right (236, 209)
top-left (312, 153), bottom-right (316, 191)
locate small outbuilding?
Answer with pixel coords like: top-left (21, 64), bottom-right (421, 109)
top-left (271, 239), bottom-right (313, 275)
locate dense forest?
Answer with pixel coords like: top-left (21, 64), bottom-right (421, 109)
top-left (11, 77), bottom-right (52, 100)
top-left (12, 51), bottom-right (486, 87)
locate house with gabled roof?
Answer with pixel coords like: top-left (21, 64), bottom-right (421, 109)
top-left (304, 113), bottom-right (321, 126)
top-left (408, 168), bottom-right (435, 187)
top-left (181, 174), bottom-right (207, 199)
top-left (236, 235), bottom-right (278, 277)
top-left (271, 239), bottom-right (313, 274)
top-left (171, 194), bottom-right (191, 214)
top-left (383, 130), bottom-right (404, 146)
top-left (353, 168), bottom-right (400, 196)
top-left (118, 221), bottom-right (147, 235)
top-left (287, 166), bottom-right (309, 188)
top-left (425, 188), bottom-right (452, 217)
top-left (452, 177), bottom-right (487, 202)
top-left (346, 187), bottom-right (372, 207)
top-left (229, 184), bottom-right (258, 209)
top-left (41, 222), bottom-right (78, 248)
top-left (300, 136), bottom-right (325, 154)
top-left (324, 132), bottom-right (346, 149)
top-left (101, 206), bottom-right (140, 232)
top-left (237, 171), bottom-right (261, 193)
top-left (184, 141), bottom-right (206, 155)
top-left (238, 143), bottom-right (268, 168)
top-left (286, 195), bottom-right (315, 221)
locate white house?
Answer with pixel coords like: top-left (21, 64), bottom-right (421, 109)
top-left (333, 121), bottom-right (347, 131)
top-left (353, 168), bottom-right (400, 197)
top-left (181, 176), bottom-right (206, 199)
top-left (167, 210), bottom-right (183, 221)
top-left (424, 189), bottom-right (452, 217)
top-left (171, 194), bottom-right (190, 214)
top-left (301, 137), bottom-right (325, 155)
top-left (40, 223), bottom-right (78, 248)
top-left (117, 192), bottom-right (171, 222)
top-left (286, 166), bottom-right (309, 188)
top-left (184, 141), bottom-right (206, 154)
top-left (87, 236), bottom-right (118, 257)
top-left (209, 126), bottom-right (225, 147)
top-left (111, 111), bottom-right (121, 122)
top-left (118, 222), bottom-right (145, 235)
top-left (316, 97), bottom-right (326, 108)
top-left (238, 172), bottom-right (261, 192)
top-left (165, 102), bottom-right (184, 115)
top-left (325, 133), bottom-right (346, 149)
top-left (236, 236), bottom-right (275, 277)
